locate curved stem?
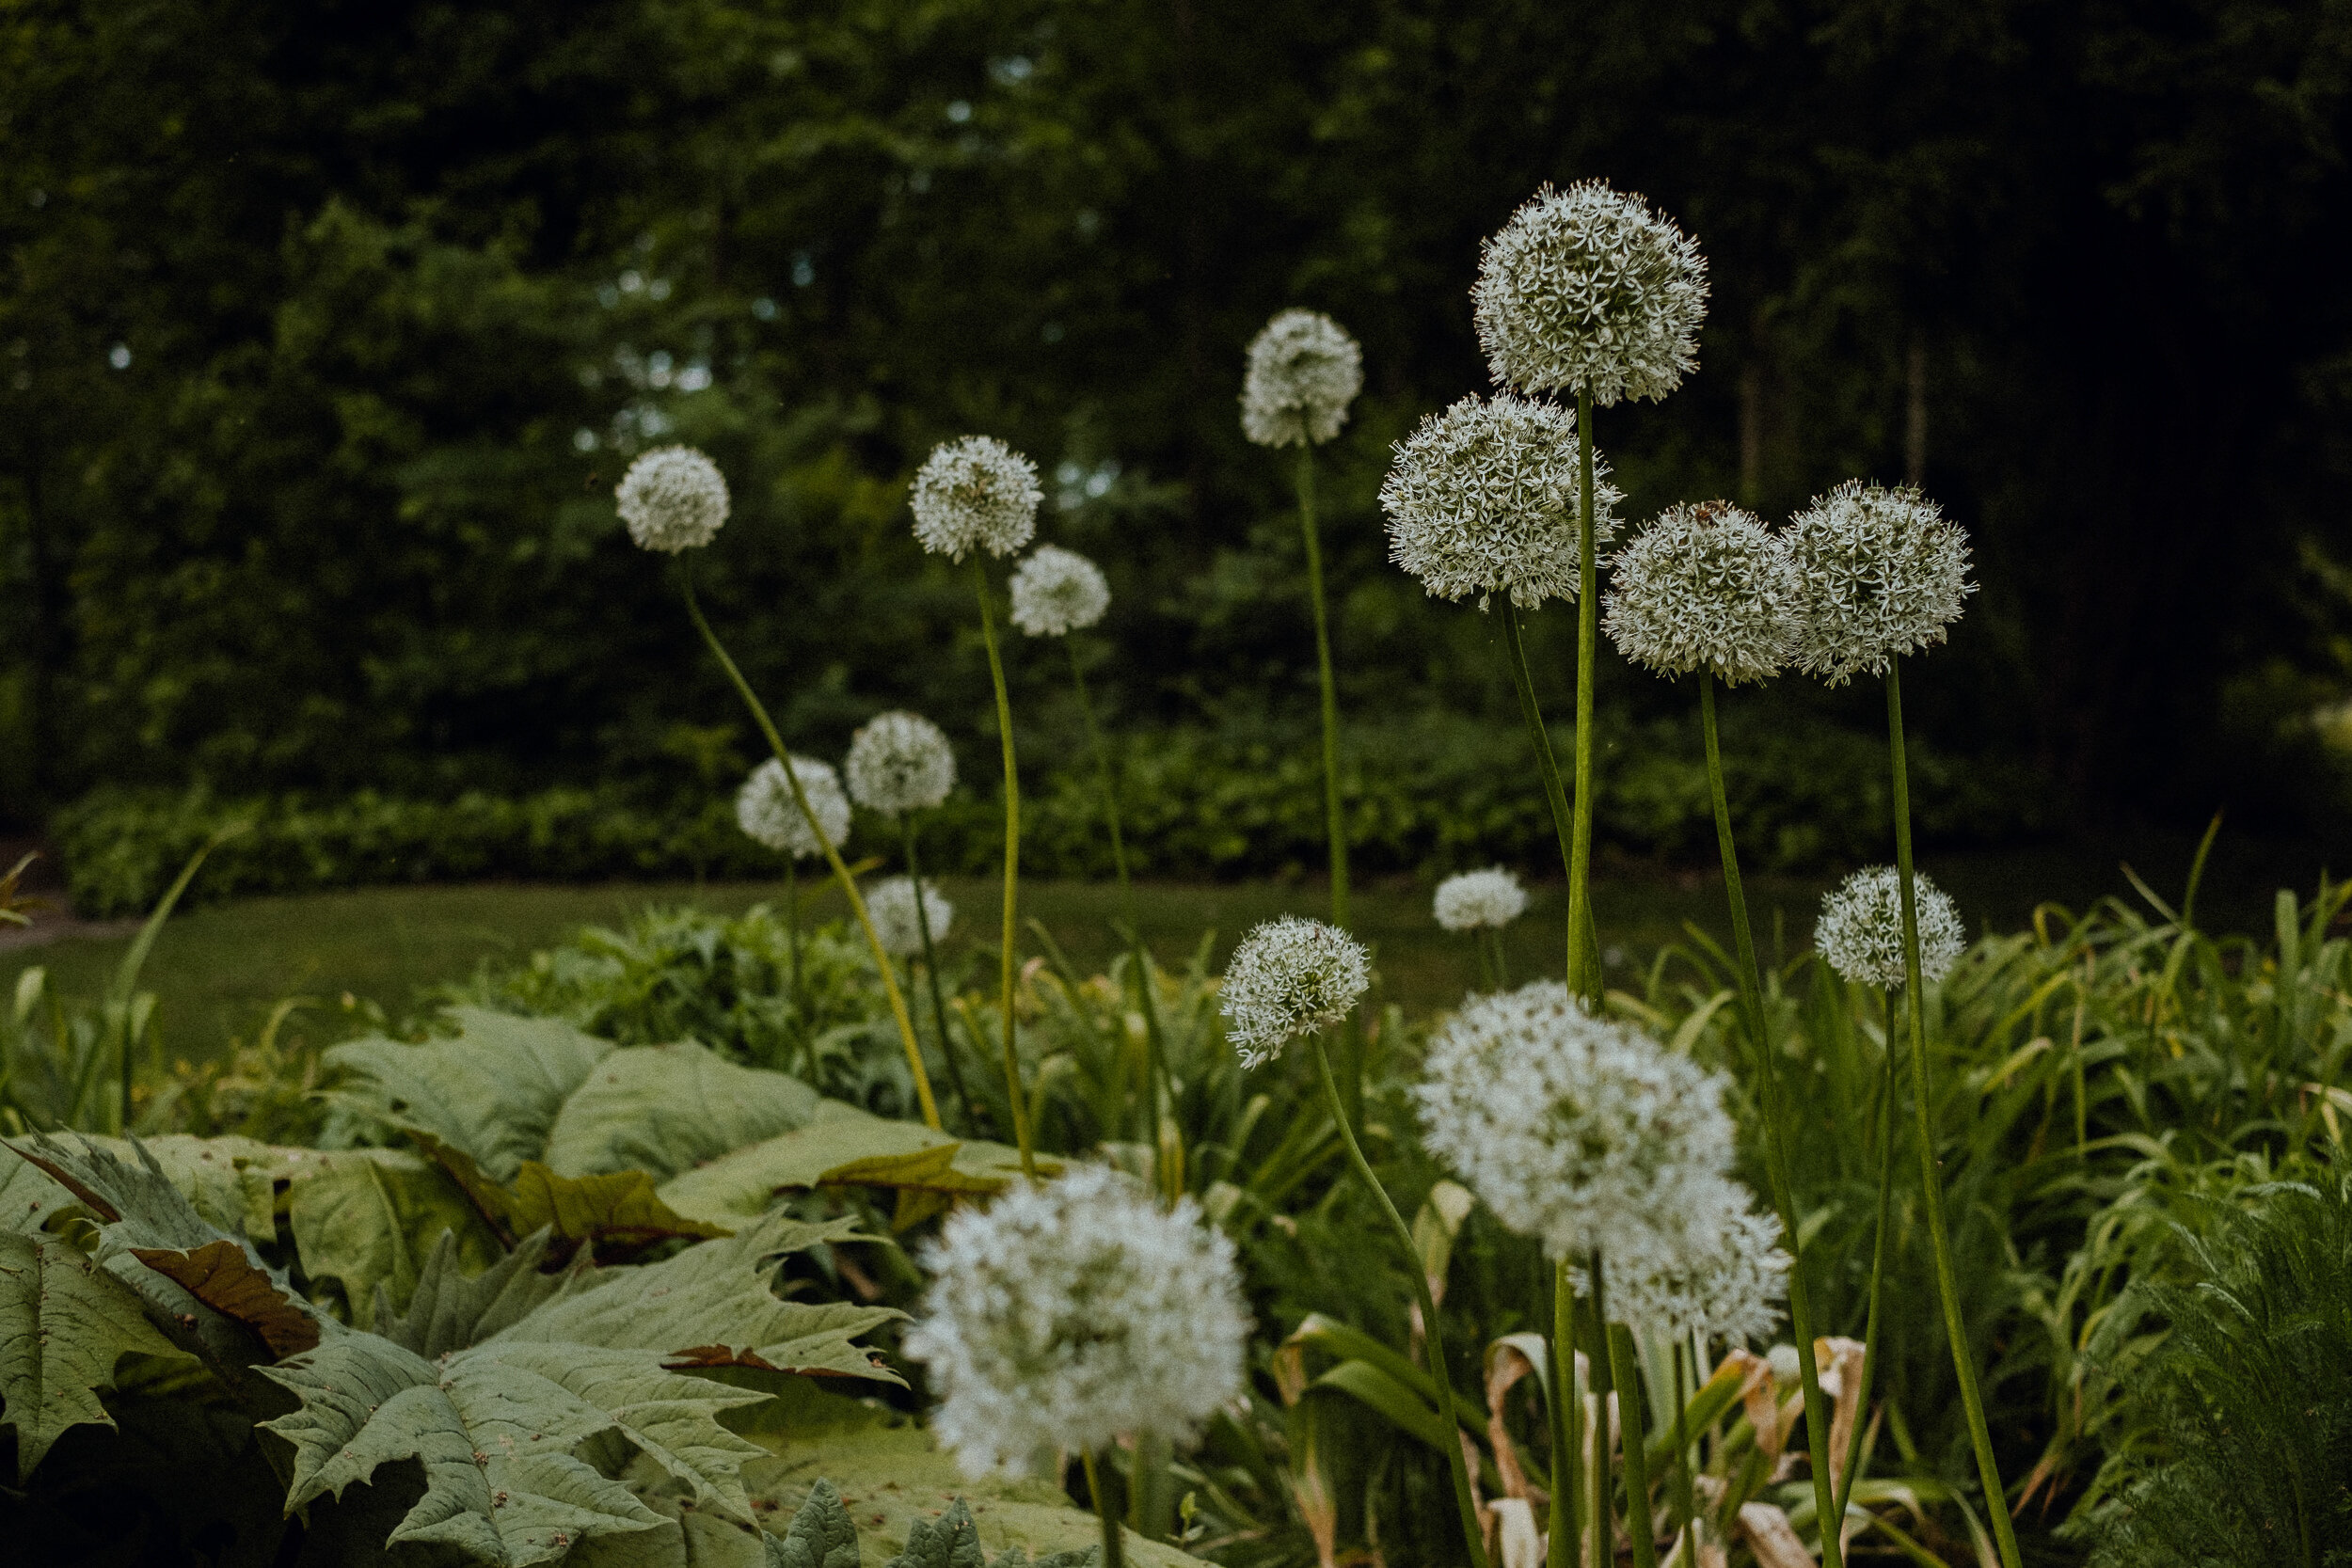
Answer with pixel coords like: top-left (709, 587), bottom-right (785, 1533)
top-left (1565, 388), bottom-right (1600, 1003)
top-left (900, 817), bottom-right (976, 1130)
top-left (1699, 671), bottom-right (1846, 1568)
top-left (972, 560), bottom-right (1036, 1177)
top-left (1547, 1261), bottom-right (1582, 1568)
top-left (1587, 1256), bottom-right (1613, 1568)
top-left (682, 575), bottom-right (940, 1128)
top-left (1835, 986), bottom-right (1900, 1522)
top-left (1609, 1323), bottom-right (1659, 1568)
top-left (1308, 1035), bottom-right (1490, 1568)
top-left (1887, 657), bottom-right (2024, 1568)
top-left (1503, 601), bottom-right (1578, 979)
top-left (1295, 443), bottom-right (1349, 931)
top-left (1082, 1449), bottom-right (1127, 1568)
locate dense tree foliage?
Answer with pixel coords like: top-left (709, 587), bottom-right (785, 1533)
top-left (3, 0), bottom-right (2348, 834)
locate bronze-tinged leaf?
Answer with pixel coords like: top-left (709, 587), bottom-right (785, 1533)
top-left (663, 1343), bottom-right (780, 1371)
top-left (130, 1238), bottom-right (322, 1358)
top-left (508, 1161), bottom-right (730, 1253)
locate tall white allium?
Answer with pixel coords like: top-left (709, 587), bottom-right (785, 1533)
top-left (866, 875), bottom-right (952, 958)
top-left (1471, 181), bottom-right (1709, 406)
top-left (905, 1164), bottom-right (1250, 1477)
top-left (1602, 501), bottom-right (1797, 685)
top-left (1606, 1173), bottom-right (1788, 1345)
top-left (1414, 980), bottom-right (1736, 1272)
top-left (1434, 867), bottom-right (1528, 932)
top-left (845, 710), bottom-right (957, 817)
top-left (1240, 309), bottom-right (1364, 449)
top-left (1784, 481), bottom-right (1974, 685)
top-left (1814, 864), bottom-right (1967, 989)
top-left (615, 445), bottom-right (730, 553)
top-left (1008, 545), bottom-right (1110, 638)
top-left (1218, 917), bottom-right (1372, 1069)
top-left (1379, 394), bottom-right (1623, 610)
top-left (911, 436), bottom-right (1043, 562)
top-left (735, 756), bottom-right (850, 861)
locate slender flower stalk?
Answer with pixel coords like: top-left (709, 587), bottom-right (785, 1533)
top-left (971, 562), bottom-right (1033, 1177)
top-left (1084, 1451), bottom-right (1126, 1568)
top-left (1586, 1257), bottom-right (1613, 1568)
top-left (1836, 988), bottom-right (1899, 1524)
top-left (682, 580), bottom-right (941, 1128)
top-left (890, 841), bottom-right (975, 1130)
top-left (1295, 446), bottom-right (1350, 931)
top-left (1547, 1271), bottom-right (1583, 1568)
top-left (1609, 1318), bottom-right (1659, 1568)
top-left (1565, 389), bottom-right (1600, 998)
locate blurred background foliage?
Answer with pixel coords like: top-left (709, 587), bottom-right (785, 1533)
top-left (3, 0), bottom-right (2349, 861)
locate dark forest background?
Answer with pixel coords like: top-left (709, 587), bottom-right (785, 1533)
top-left (4, 0), bottom-right (2351, 866)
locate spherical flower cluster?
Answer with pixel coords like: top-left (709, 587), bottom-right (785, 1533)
top-left (911, 436), bottom-right (1042, 562)
top-left (1814, 865), bottom-right (1967, 989)
top-left (615, 446), bottom-right (730, 553)
top-left (1605, 1173), bottom-right (1788, 1344)
top-left (905, 1164), bottom-right (1250, 1477)
top-left (1784, 481), bottom-right (1974, 685)
top-left (866, 876), bottom-right (953, 958)
top-left (1218, 917), bottom-right (1372, 1069)
top-left (1240, 309), bottom-right (1364, 449)
top-left (1602, 502), bottom-right (1797, 685)
top-left (1470, 181), bottom-right (1709, 406)
top-left (1008, 546), bottom-right (1111, 638)
top-left (1379, 394), bottom-right (1622, 610)
top-left (1434, 867), bottom-right (1529, 932)
top-left (735, 756), bottom-right (850, 861)
top-left (846, 711), bottom-right (957, 817)
top-left (1414, 981), bottom-right (1736, 1272)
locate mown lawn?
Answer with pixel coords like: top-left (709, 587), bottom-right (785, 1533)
top-left (0, 835), bottom-right (2265, 1070)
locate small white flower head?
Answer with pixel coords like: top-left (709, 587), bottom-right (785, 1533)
top-left (1471, 181), bottom-right (1709, 406)
top-left (1607, 1174), bottom-right (1788, 1345)
top-left (866, 875), bottom-right (952, 958)
top-left (1380, 393), bottom-right (1623, 610)
top-left (735, 756), bottom-right (850, 861)
top-left (1413, 980), bottom-right (1737, 1266)
top-left (1240, 309), bottom-right (1364, 449)
top-left (1219, 917), bottom-right (1372, 1069)
top-left (846, 710), bottom-right (957, 817)
top-left (1784, 481), bottom-right (1975, 685)
top-left (1434, 867), bottom-right (1529, 932)
top-left (1814, 864), bottom-right (1967, 989)
top-left (905, 1164), bottom-right (1250, 1478)
top-left (1008, 545), bottom-right (1111, 638)
top-left (911, 436), bottom-right (1042, 562)
top-left (615, 445), bottom-right (730, 553)
top-left (1602, 501), bottom-right (1798, 685)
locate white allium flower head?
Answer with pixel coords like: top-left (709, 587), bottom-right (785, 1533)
top-left (1602, 501), bottom-right (1797, 685)
top-left (1471, 181), bottom-right (1709, 406)
top-left (911, 436), bottom-right (1043, 562)
top-left (1814, 864), bottom-right (1967, 989)
top-left (1240, 309), bottom-right (1364, 449)
top-left (1218, 917), bottom-right (1372, 1069)
top-left (735, 756), bottom-right (850, 861)
top-left (1414, 980), bottom-right (1737, 1268)
top-left (1008, 545), bottom-right (1111, 638)
top-left (866, 875), bottom-right (952, 958)
top-left (615, 445), bottom-right (730, 553)
top-left (905, 1164), bottom-right (1250, 1478)
top-left (1434, 867), bottom-right (1529, 932)
top-left (1380, 393), bottom-right (1623, 610)
top-left (1784, 481), bottom-right (1975, 685)
top-left (1606, 1174), bottom-right (1788, 1345)
top-left (846, 710), bottom-right (957, 817)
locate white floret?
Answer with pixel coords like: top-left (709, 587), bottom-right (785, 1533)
top-left (1008, 546), bottom-right (1111, 638)
top-left (1218, 917), bottom-right (1372, 1068)
top-left (1814, 864), bottom-right (1967, 988)
top-left (846, 711), bottom-right (957, 816)
top-left (615, 445), bottom-right (730, 553)
top-left (912, 436), bottom-right (1043, 561)
top-left (1241, 309), bottom-right (1364, 449)
top-left (866, 876), bottom-right (952, 958)
top-left (1434, 867), bottom-right (1529, 931)
top-left (1784, 481), bottom-right (1974, 685)
top-left (735, 755), bottom-right (850, 861)
top-left (1602, 501), bottom-right (1797, 685)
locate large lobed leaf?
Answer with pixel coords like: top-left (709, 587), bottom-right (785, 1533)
top-left (658, 1106), bottom-right (1038, 1232)
top-left (326, 1006), bottom-right (615, 1182)
top-left (0, 1228), bottom-right (187, 1479)
top-left (543, 1041), bottom-right (822, 1181)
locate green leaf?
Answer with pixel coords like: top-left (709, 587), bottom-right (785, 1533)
top-left (283, 1147), bottom-right (502, 1328)
top-left (1305, 1359), bottom-right (1449, 1450)
top-left (0, 1132), bottom-right (278, 1243)
top-left (495, 1212), bottom-right (901, 1384)
top-left (509, 1163), bottom-right (733, 1256)
top-left (0, 1229), bottom-right (188, 1479)
top-left (657, 1107), bottom-right (1039, 1230)
top-left (885, 1497), bottom-right (985, 1568)
top-left (544, 1042), bottom-right (822, 1181)
top-left (376, 1227), bottom-right (580, 1358)
top-left (776, 1478), bottom-right (861, 1568)
top-left (326, 1007), bottom-right (614, 1181)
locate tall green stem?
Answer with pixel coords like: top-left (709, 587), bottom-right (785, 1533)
top-left (1083, 1449), bottom-right (1127, 1568)
top-left (1503, 602), bottom-right (1578, 978)
top-left (972, 561), bottom-right (1036, 1178)
top-left (899, 817), bottom-right (976, 1130)
top-left (1308, 1035), bottom-right (1489, 1568)
top-left (1886, 657), bottom-right (2024, 1568)
top-left (1609, 1322), bottom-right (1660, 1568)
top-left (1565, 388), bottom-right (1601, 1003)
top-left (784, 858), bottom-right (812, 1077)
top-left (1295, 444), bottom-right (1349, 930)
top-left (1547, 1261), bottom-right (1582, 1568)
top-left (1586, 1257), bottom-right (1613, 1568)
top-left (1698, 671), bottom-right (1846, 1568)
top-left (1835, 987), bottom-right (1900, 1521)
top-left (1671, 1341), bottom-right (1698, 1568)
top-left (682, 577), bottom-right (941, 1129)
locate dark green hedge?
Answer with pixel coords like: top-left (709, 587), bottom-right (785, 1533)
top-left (54, 715), bottom-right (2052, 915)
